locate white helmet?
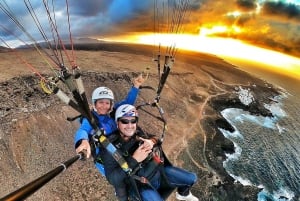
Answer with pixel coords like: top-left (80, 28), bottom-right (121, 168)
top-left (115, 104), bottom-right (138, 121)
top-left (92, 87), bottom-right (114, 103)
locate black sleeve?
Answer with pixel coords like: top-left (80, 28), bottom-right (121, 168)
top-left (75, 139), bottom-right (82, 149)
top-left (100, 147), bottom-right (139, 187)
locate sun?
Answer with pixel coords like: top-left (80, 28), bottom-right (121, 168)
top-left (100, 32), bottom-right (300, 80)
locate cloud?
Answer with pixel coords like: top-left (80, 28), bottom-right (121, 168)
top-left (181, 0), bottom-right (300, 57)
top-left (261, 1), bottom-right (300, 23)
top-left (69, 0), bottom-right (110, 16)
top-left (64, 0), bottom-right (152, 37)
top-left (236, 0), bottom-right (257, 11)
top-left (0, 0), bottom-right (299, 57)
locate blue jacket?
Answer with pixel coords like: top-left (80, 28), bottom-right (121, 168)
top-left (74, 86), bottom-right (139, 147)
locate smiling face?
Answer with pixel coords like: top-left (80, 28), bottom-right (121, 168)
top-left (117, 116), bottom-right (137, 140)
top-left (94, 99), bottom-right (112, 115)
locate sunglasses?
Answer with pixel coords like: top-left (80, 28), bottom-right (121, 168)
top-left (119, 118), bottom-right (137, 124)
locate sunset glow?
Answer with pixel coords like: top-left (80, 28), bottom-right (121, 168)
top-left (199, 25), bottom-right (243, 37)
top-left (1, 0), bottom-right (300, 76)
top-left (103, 33), bottom-right (300, 80)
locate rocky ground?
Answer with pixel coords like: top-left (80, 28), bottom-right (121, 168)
top-left (0, 43), bottom-right (281, 200)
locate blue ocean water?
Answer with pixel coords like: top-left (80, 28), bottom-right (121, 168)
top-left (219, 90), bottom-right (300, 201)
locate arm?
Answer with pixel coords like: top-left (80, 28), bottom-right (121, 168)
top-left (114, 86), bottom-right (139, 109)
top-left (102, 133), bottom-right (154, 200)
top-left (100, 134), bottom-right (149, 186)
top-left (114, 74), bottom-right (145, 109)
top-left (101, 147), bottom-right (139, 187)
top-left (74, 118), bottom-right (93, 158)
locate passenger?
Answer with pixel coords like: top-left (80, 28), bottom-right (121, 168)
top-left (74, 74), bottom-right (145, 175)
top-left (100, 104), bottom-right (199, 201)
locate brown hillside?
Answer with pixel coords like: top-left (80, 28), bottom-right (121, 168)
top-left (0, 43), bottom-right (280, 200)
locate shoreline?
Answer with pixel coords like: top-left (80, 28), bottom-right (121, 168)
top-left (197, 82), bottom-right (282, 200)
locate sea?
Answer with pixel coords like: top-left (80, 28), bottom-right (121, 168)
top-left (218, 59), bottom-right (300, 201)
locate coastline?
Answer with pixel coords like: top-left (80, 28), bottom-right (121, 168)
top-left (172, 80), bottom-right (282, 200)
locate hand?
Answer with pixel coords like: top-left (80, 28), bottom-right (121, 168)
top-left (132, 143), bottom-right (152, 163)
top-left (132, 74), bottom-right (145, 88)
top-left (75, 139), bottom-right (91, 159)
top-left (138, 137), bottom-right (154, 150)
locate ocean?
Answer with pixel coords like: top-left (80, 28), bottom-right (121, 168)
top-left (218, 60), bottom-right (300, 201)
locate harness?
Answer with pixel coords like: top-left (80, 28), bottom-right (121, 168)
top-left (103, 130), bottom-right (174, 201)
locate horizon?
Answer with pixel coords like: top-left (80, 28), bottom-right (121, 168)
top-left (2, 35), bottom-right (299, 85)
top-left (1, 0), bottom-right (299, 83)
top-left (96, 33), bottom-right (300, 82)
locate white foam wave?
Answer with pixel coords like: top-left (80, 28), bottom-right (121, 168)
top-left (220, 105), bottom-right (295, 201)
top-left (236, 86), bottom-right (254, 106)
top-left (223, 141), bottom-right (242, 162)
top-left (221, 108), bottom-right (278, 129)
top-left (276, 123), bottom-right (287, 134)
top-left (258, 187), bottom-right (295, 201)
top-left (218, 127), bottom-right (243, 139)
top-left (264, 102), bottom-right (286, 118)
top-left (231, 174), bottom-right (254, 186)
top-left (222, 141), bottom-right (254, 186)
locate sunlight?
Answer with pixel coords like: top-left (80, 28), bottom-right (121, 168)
top-left (199, 26), bottom-right (227, 36)
top-left (199, 25), bottom-right (242, 37)
top-left (103, 33), bottom-right (300, 80)
top-left (226, 11), bottom-right (242, 18)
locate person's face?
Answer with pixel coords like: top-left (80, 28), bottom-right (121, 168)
top-left (94, 99), bottom-right (111, 115)
top-left (117, 117), bottom-right (137, 139)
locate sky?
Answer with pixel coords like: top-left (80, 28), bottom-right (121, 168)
top-left (0, 0), bottom-right (299, 79)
